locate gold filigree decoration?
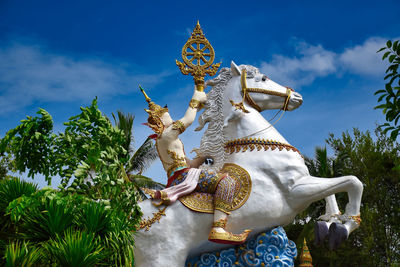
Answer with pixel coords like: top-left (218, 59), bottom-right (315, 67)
top-left (176, 21), bottom-right (221, 91)
top-left (179, 163), bottom-right (252, 213)
top-left (189, 99), bottom-right (202, 109)
top-left (225, 138), bottom-right (301, 155)
top-left (229, 99), bottom-right (250, 113)
top-left (172, 120), bottom-right (186, 134)
top-left (138, 206), bottom-right (167, 231)
top-left (351, 214), bottom-right (362, 226)
top-left (141, 187), bottom-right (157, 199)
top-left (166, 150), bottom-right (188, 177)
top-left (212, 218), bottom-right (228, 228)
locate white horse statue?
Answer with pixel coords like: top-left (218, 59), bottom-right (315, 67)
top-left (134, 62), bottom-right (363, 266)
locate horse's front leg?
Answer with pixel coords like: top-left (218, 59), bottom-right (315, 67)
top-left (289, 175), bottom-right (363, 249)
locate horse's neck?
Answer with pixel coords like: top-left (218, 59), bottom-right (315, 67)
top-left (224, 109), bottom-right (289, 144)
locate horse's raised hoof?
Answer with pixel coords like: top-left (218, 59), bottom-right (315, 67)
top-left (328, 222), bottom-right (348, 250)
top-left (314, 221), bottom-right (329, 246)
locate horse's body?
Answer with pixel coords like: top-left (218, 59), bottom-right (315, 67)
top-left (134, 62), bottom-right (363, 266)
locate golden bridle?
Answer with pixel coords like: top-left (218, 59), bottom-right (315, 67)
top-left (227, 69), bottom-right (295, 140)
top-left (239, 69), bottom-right (293, 112)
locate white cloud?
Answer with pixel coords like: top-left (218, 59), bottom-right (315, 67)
top-left (338, 37), bottom-right (388, 76)
top-left (259, 37), bottom-right (390, 89)
top-left (0, 42), bottom-right (171, 113)
top-left (260, 42), bottom-right (336, 88)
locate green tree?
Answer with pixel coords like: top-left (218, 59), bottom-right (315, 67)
top-left (287, 128), bottom-right (400, 266)
top-left (376, 40), bottom-right (400, 140)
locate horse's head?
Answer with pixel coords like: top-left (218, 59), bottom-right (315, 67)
top-left (197, 62), bottom-right (304, 171)
top-left (229, 61), bottom-right (303, 112)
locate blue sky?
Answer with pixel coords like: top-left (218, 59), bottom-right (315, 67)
top-left (1, 0), bottom-right (399, 187)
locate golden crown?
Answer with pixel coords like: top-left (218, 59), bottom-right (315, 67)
top-left (140, 85), bottom-right (169, 135)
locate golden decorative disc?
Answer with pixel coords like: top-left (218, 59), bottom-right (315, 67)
top-left (179, 163), bottom-right (252, 213)
top-left (182, 38), bottom-right (215, 69)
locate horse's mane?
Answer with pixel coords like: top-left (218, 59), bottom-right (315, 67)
top-left (196, 64), bottom-right (259, 171)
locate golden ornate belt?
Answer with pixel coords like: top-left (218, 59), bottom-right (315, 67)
top-left (225, 138), bottom-right (301, 155)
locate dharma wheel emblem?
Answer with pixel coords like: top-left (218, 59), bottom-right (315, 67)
top-left (176, 21), bottom-right (221, 91)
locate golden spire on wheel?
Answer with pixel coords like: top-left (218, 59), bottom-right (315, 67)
top-left (176, 21), bottom-right (221, 91)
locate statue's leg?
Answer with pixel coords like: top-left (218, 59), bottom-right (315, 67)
top-left (208, 176), bottom-right (251, 245)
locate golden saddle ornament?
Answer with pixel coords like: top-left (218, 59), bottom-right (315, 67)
top-left (179, 163), bottom-right (252, 213)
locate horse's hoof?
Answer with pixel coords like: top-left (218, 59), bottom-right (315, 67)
top-left (314, 221), bottom-right (329, 246)
top-left (328, 222), bottom-right (348, 250)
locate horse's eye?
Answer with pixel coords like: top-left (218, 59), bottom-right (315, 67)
top-left (262, 75), bottom-right (267, 81)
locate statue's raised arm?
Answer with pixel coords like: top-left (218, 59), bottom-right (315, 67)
top-left (169, 89), bottom-right (207, 136)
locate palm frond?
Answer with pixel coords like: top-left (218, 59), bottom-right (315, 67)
top-left (315, 146), bottom-right (329, 177)
top-left (130, 174), bottom-right (165, 189)
top-left (113, 111), bottom-right (134, 153)
top-left (20, 197), bottom-right (75, 241)
top-left (45, 229), bottom-right (104, 267)
top-left (127, 137), bottom-right (158, 174)
top-left (102, 229), bottom-right (135, 266)
top-left (304, 155), bottom-right (317, 176)
top-left (0, 178), bottom-right (38, 213)
top-left (128, 174), bottom-right (165, 202)
top-left (78, 201), bottom-right (113, 236)
top-left (5, 241), bottom-right (42, 267)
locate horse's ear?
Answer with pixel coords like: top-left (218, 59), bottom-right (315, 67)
top-left (231, 61), bottom-right (241, 76)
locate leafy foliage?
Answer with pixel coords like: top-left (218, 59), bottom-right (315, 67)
top-left (1, 181), bottom-right (137, 266)
top-left (0, 98), bottom-right (163, 226)
top-left (0, 109), bottom-right (55, 183)
top-left (286, 128), bottom-right (400, 266)
top-left (375, 40), bottom-right (400, 140)
top-left (0, 99), bottom-right (162, 265)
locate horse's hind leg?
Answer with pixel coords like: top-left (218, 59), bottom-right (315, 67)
top-left (290, 175), bottom-right (363, 237)
top-left (315, 195), bottom-right (341, 246)
top-left (323, 195), bottom-right (340, 218)
top-left (318, 195), bottom-right (341, 225)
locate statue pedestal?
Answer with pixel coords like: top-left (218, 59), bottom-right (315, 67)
top-left (185, 226), bottom-right (297, 267)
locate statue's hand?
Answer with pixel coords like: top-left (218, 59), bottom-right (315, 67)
top-left (193, 90), bottom-right (207, 104)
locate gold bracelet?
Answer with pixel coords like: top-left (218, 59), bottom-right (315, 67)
top-left (172, 120), bottom-right (186, 134)
top-left (212, 218), bottom-right (227, 229)
top-left (189, 99), bottom-right (201, 109)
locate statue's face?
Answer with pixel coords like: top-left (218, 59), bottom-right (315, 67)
top-left (161, 112), bottom-right (173, 127)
